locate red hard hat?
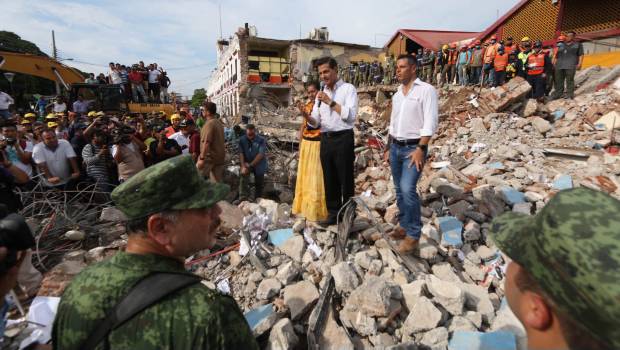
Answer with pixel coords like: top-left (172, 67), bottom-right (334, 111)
top-left (490, 35), bottom-right (497, 40)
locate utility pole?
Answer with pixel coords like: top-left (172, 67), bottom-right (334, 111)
top-left (52, 30), bottom-right (60, 94)
top-left (218, 4), bottom-right (223, 40)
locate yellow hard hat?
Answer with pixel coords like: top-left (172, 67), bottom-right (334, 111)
top-left (21, 119), bottom-right (32, 124)
top-left (521, 36), bottom-right (530, 42)
top-left (87, 111), bottom-right (97, 117)
top-left (442, 44), bottom-right (449, 50)
top-left (47, 121), bottom-right (58, 128)
top-left (24, 112), bottom-right (36, 118)
top-left (46, 113), bottom-right (57, 120)
top-left (96, 111), bottom-right (105, 117)
top-left (170, 114), bottom-right (181, 120)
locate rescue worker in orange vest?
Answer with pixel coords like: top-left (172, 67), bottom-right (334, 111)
top-left (493, 46), bottom-right (509, 87)
top-left (447, 43), bottom-right (458, 85)
top-left (482, 35), bottom-right (499, 86)
top-left (526, 40), bottom-right (552, 102)
top-left (503, 37), bottom-right (519, 55)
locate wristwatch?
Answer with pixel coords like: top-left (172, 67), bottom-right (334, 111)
top-left (329, 101), bottom-right (337, 108)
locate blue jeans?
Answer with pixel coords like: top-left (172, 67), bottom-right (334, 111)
top-left (390, 143), bottom-right (424, 239)
top-left (0, 110), bottom-right (10, 120)
top-left (470, 66), bottom-right (482, 85)
top-left (483, 63), bottom-right (494, 86)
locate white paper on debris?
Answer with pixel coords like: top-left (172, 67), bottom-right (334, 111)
top-left (239, 209), bottom-right (272, 257)
top-left (18, 296), bottom-right (61, 349)
top-left (216, 278), bottom-right (231, 295)
top-left (302, 227), bottom-right (322, 258)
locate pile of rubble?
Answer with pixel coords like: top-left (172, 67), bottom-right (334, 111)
top-left (6, 66), bottom-right (619, 350)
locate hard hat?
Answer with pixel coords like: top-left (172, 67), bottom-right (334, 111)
top-left (521, 36), bottom-right (531, 42)
top-left (442, 44), bottom-right (449, 50)
top-left (170, 114), bottom-right (181, 120)
top-left (87, 111), bottom-right (97, 117)
top-left (557, 35), bottom-right (566, 42)
top-left (47, 121), bottom-right (58, 128)
top-left (46, 113), bottom-right (57, 120)
top-left (24, 112), bottom-right (36, 118)
top-left (96, 111), bottom-right (105, 117)
top-left (21, 119), bottom-right (32, 125)
top-left (490, 35), bottom-right (497, 40)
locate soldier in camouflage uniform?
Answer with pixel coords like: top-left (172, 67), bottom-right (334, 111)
top-left (384, 55), bottom-right (395, 85)
top-left (52, 155), bottom-right (259, 350)
top-left (491, 188), bottom-right (620, 350)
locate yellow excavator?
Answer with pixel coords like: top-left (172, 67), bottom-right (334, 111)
top-left (0, 51), bottom-right (175, 115)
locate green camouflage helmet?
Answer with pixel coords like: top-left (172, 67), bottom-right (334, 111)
top-left (111, 155), bottom-right (229, 220)
top-left (490, 188), bottom-right (620, 348)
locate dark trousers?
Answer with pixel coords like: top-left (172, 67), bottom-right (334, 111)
top-left (148, 83), bottom-right (160, 102)
top-left (553, 68), bottom-right (576, 99)
top-left (320, 129), bottom-right (354, 219)
top-left (494, 70), bottom-right (506, 87)
top-left (527, 74), bottom-right (546, 99)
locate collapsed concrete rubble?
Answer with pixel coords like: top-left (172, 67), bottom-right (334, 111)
top-left (7, 67), bottom-right (619, 349)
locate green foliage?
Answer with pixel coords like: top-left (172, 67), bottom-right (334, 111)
top-left (190, 88), bottom-right (206, 108)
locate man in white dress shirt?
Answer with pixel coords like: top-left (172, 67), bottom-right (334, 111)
top-left (306, 57), bottom-right (358, 226)
top-left (386, 54), bottom-right (438, 254)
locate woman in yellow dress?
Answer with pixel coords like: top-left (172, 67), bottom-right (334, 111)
top-left (292, 82), bottom-right (328, 222)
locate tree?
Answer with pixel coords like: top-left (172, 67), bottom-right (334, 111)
top-left (190, 88), bottom-right (206, 108)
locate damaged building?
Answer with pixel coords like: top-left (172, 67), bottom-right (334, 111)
top-left (206, 24), bottom-right (384, 120)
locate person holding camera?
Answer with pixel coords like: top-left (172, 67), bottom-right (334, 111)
top-left (32, 130), bottom-right (80, 190)
top-left (82, 129), bottom-right (114, 193)
top-left (1, 123), bottom-right (33, 181)
top-left (112, 127), bottom-right (145, 183)
top-left (149, 124), bottom-right (181, 164)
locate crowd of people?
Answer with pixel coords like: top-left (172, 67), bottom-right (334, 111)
top-left (84, 61), bottom-right (171, 104)
top-left (0, 49), bottom-right (617, 350)
top-left (335, 31), bottom-right (583, 103)
top-left (0, 99), bottom-right (271, 211)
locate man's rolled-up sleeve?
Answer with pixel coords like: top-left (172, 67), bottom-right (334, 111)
top-left (340, 85), bottom-right (358, 122)
top-left (309, 99), bottom-right (321, 128)
top-left (420, 87), bottom-right (438, 137)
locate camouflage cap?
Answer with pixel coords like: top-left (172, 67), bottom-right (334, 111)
top-left (111, 155), bottom-right (229, 220)
top-left (490, 188), bottom-right (620, 348)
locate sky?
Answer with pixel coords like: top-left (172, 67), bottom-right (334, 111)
top-left (1, 0), bottom-right (520, 98)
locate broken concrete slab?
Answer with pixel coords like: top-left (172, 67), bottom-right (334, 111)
top-left (498, 187), bottom-right (526, 206)
top-left (402, 296), bottom-right (443, 334)
top-left (256, 278), bottom-right (282, 300)
top-left (267, 318), bottom-right (299, 350)
top-left (244, 303), bottom-right (279, 337)
top-left (280, 235), bottom-right (306, 262)
top-left (268, 228), bottom-right (295, 247)
top-left (552, 174), bottom-right (573, 190)
top-left (283, 280), bottom-right (319, 321)
top-left (331, 262), bottom-right (361, 293)
top-left (418, 327), bottom-right (449, 350)
top-left (426, 275), bottom-right (466, 316)
top-left (344, 276), bottom-right (396, 317)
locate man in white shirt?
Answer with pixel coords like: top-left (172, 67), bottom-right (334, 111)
top-left (170, 119), bottom-right (195, 155)
top-left (72, 95), bottom-right (92, 114)
top-left (306, 56), bottom-right (358, 226)
top-left (148, 65), bottom-right (161, 103)
top-left (0, 90), bottom-right (14, 120)
top-left (109, 62), bottom-right (123, 85)
top-left (1, 123), bottom-right (33, 179)
top-left (32, 129), bottom-right (80, 188)
top-left (385, 54), bottom-right (438, 254)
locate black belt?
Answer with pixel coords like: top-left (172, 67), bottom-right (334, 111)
top-left (321, 129), bottom-right (352, 138)
top-left (303, 135), bottom-right (321, 141)
top-left (390, 137), bottom-right (420, 146)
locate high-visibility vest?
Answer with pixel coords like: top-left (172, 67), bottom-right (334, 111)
top-left (448, 50), bottom-right (458, 65)
top-left (527, 53), bottom-right (545, 75)
top-left (504, 44), bottom-right (517, 55)
top-left (494, 53), bottom-right (509, 71)
top-left (518, 50), bottom-right (531, 65)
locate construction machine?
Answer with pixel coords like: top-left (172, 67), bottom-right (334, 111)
top-left (0, 51), bottom-right (175, 115)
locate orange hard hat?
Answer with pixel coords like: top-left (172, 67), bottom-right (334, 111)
top-left (490, 35), bottom-right (497, 40)
top-left (557, 35), bottom-right (566, 42)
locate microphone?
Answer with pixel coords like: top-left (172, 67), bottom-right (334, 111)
top-left (318, 81), bottom-right (325, 107)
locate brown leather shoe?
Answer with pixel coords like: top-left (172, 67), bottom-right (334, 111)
top-left (388, 226), bottom-right (407, 240)
top-left (398, 236), bottom-right (419, 254)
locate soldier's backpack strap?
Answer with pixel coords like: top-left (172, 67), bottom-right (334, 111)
top-left (80, 272), bottom-right (202, 350)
